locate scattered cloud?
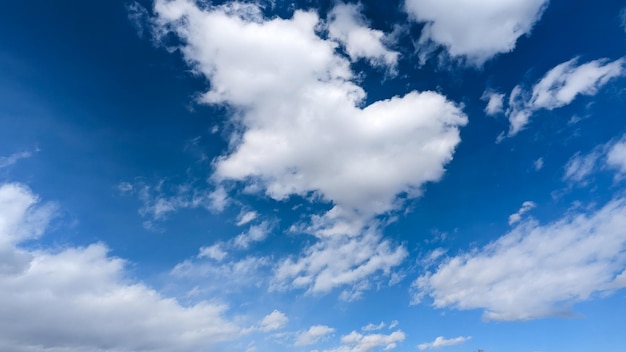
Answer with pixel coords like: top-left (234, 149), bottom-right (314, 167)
top-left (0, 182), bottom-right (241, 352)
top-left (361, 322), bottom-right (385, 332)
top-left (198, 243), bottom-right (228, 261)
top-left (233, 221), bottom-right (273, 249)
top-left (413, 196), bottom-right (626, 321)
top-left (506, 57), bottom-right (625, 135)
top-left (404, 0), bottom-right (549, 65)
top-left (259, 310), bottom-right (288, 332)
top-left (563, 150), bottom-right (602, 185)
top-left (119, 179), bottom-right (229, 229)
top-left (272, 230), bottom-right (407, 298)
top-left (481, 90), bottom-right (505, 116)
top-left (126, 1), bottom-right (150, 38)
top-left (620, 7), bottom-right (626, 32)
top-left (0, 150), bottom-right (35, 169)
top-left (388, 320), bottom-right (399, 329)
top-left (236, 210), bottom-right (258, 226)
top-left (294, 325), bottom-right (335, 346)
top-left (417, 336), bottom-right (471, 350)
top-left (508, 201), bottom-right (536, 225)
top-left (607, 134), bottom-right (626, 177)
top-left (325, 330), bottom-right (405, 352)
top-left (327, 2), bottom-right (399, 68)
top-left (534, 157), bottom-right (544, 171)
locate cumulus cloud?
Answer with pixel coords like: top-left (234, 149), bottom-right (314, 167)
top-left (151, 0), bottom-right (466, 297)
top-left (508, 201), bottom-right (536, 225)
top-left (481, 90), bottom-right (505, 116)
top-left (259, 310), bottom-right (288, 332)
top-left (294, 325), bottom-right (335, 346)
top-left (198, 243), bottom-right (228, 261)
top-left (325, 330), bottom-right (405, 352)
top-left (327, 2), bottom-right (399, 68)
top-left (506, 57), bottom-right (625, 135)
top-left (404, 0), bottom-right (549, 65)
top-left (413, 196), bottom-right (626, 321)
top-left (417, 336), bottom-right (471, 350)
top-left (0, 183), bottom-right (241, 352)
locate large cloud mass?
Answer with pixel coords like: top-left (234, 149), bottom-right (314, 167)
top-left (0, 183), bottom-right (241, 352)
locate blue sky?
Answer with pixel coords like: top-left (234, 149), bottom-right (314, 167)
top-left (1, 0), bottom-right (626, 351)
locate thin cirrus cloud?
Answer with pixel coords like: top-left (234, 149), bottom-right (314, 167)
top-left (413, 195), bottom-right (626, 321)
top-left (417, 336), bottom-right (471, 350)
top-left (151, 0), bottom-right (467, 297)
top-left (404, 0), bottom-right (549, 65)
top-left (506, 57), bottom-right (625, 136)
top-left (325, 330), bottom-right (406, 352)
top-left (294, 325), bottom-right (335, 346)
top-left (0, 183), bottom-right (243, 352)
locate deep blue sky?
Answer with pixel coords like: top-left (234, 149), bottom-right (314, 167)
top-left (1, 1), bottom-right (626, 351)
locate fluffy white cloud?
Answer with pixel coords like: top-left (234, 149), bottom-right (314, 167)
top-left (404, 0), bottom-right (548, 65)
top-left (508, 201), bottom-right (536, 225)
top-left (507, 57), bottom-right (625, 135)
top-left (325, 330), bottom-right (405, 352)
top-left (413, 196), bottom-right (626, 321)
top-left (327, 3), bottom-right (398, 68)
top-left (0, 183), bottom-right (241, 352)
top-left (417, 336), bottom-right (471, 350)
top-left (153, 0), bottom-right (466, 219)
top-left (152, 0), bottom-right (466, 297)
top-left (295, 325), bottom-right (335, 346)
top-left (198, 243), bottom-right (228, 261)
top-left (481, 91), bottom-right (504, 116)
top-left (259, 310), bottom-right (288, 332)
top-left (607, 134), bottom-right (626, 176)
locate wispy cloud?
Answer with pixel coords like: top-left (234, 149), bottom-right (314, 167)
top-left (413, 196), bottom-right (626, 321)
top-left (417, 336), bottom-right (471, 350)
top-left (0, 150), bottom-right (35, 169)
top-left (506, 57), bottom-right (625, 136)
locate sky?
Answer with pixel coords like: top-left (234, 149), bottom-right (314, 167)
top-left (1, 0), bottom-right (626, 351)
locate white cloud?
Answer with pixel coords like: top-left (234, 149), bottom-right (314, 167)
top-left (534, 157), bottom-right (544, 171)
top-left (259, 310), bottom-right (288, 332)
top-left (413, 196), bottom-right (626, 321)
top-left (404, 0), bottom-right (548, 65)
top-left (508, 201), bottom-right (536, 225)
top-left (152, 0), bottom-right (466, 298)
top-left (481, 91), bottom-right (504, 116)
top-left (388, 320), bottom-right (399, 329)
top-left (272, 230), bottom-right (407, 297)
top-left (620, 8), bottom-right (626, 32)
top-left (0, 150), bottom-right (34, 169)
top-left (325, 330), bottom-right (405, 352)
top-left (361, 322), bottom-right (385, 331)
top-left (327, 3), bottom-right (399, 68)
top-left (295, 325), bottom-right (335, 346)
top-left (607, 134), bottom-right (626, 176)
top-left (233, 221), bottom-right (272, 249)
top-left (506, 57), bottom-right (625, 135)
top-left (0, 183), bottom-right (241, 352)
top-left (236, 210), bottom-right (258, 226)
top-left (563, 150), bottom-right (602, 184)
top-left (198, 243), bottom-right (228, 261)
top-left (417, 336), bottom-right (471, 350)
